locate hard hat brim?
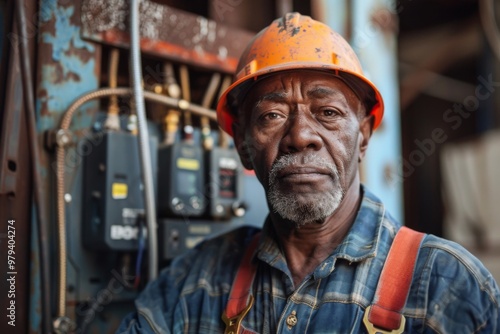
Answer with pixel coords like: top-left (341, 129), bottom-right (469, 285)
top-left (216, 62), bottom-right (384, 137)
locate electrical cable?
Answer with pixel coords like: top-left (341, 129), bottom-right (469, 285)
top-left (130, 0), bottom-right (159, 281)
top-left (134, 217), bottom-right (145, 288)
top-left (120, 254), bottom-right (136, 289)
top-left (14, 1), bottom-right (53, 333)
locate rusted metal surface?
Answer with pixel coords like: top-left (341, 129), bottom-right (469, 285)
top-left (0, 17), bottom-right (32, 334)
top-left (0, 47), bottom-right (23, 196)
top-left (80, 0), bottom-right (254, 73)
top-left (15, 0), bottom-right (54, 331)
top-left (36, 0), bottom-right (103, 332)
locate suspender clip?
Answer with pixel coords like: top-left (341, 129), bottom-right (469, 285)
top-left (222, 295), bottom-right (254, 334)
top-left (363, 306), bottom-right (405, 334)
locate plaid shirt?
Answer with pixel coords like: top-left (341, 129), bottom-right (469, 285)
top-left (117, 187), bottom-right (500, 333)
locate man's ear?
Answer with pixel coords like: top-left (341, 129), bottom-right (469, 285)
top-left (358, 115), bottom-right (374, 161)
top-left (232, 121), bottom-right (254, 170)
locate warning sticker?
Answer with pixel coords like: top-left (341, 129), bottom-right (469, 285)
top-left (112, 183), bottom-right (128, 199)
top-left (176, 158), bottom-right (200, 171)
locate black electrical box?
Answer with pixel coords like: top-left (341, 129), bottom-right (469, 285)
top-left (158, 218), bottom-right (245, 261)
top-left (157, 142), bottom-right (205, 217)
top-left (82, 131), bottom-right (157, 251)
top-left (205, 147), bottom-right (245, 219)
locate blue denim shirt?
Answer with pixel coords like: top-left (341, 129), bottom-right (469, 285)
top-left (117, 188), bottom-right (500, 333)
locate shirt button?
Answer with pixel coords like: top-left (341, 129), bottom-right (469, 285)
top-left (286, 310), bottom-right (298, 329)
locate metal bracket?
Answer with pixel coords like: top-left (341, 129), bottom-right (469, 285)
top-left (53, 316), bottom-right (76, 334)
top-left (363, 306), bottom-right (406, 334)
top-left (44, 129), bottom-right (73, 151)
top-left (221, 295), bottom-right (254, 334)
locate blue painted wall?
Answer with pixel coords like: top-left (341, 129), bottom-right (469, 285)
top-left (314, 0), bottom-right (404, 222)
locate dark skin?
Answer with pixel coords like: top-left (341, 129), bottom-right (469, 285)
top-left (233, 70), bottom-right (374, 287)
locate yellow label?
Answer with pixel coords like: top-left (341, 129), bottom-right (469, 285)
top-left (112, 183), bottom-right (128, 199)
top-left (188, 224), bottom-right (211, 235)
top-left (177, 158), bottom-right (200, 171)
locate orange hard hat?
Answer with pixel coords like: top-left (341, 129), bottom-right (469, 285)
top-left (216, 13), bottom-right (384, 137)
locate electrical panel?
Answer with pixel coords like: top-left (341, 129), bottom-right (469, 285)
top-left (157, 141), bottom-right (206, 217)
top-left (158, 218), bottom-right (244, 260)
top-left (82, 131), bottom-right (158, 251)
top-left (205, 147), bottom-right (245, 219)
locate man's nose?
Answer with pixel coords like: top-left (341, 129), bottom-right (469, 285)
top-left (280, 111), bottom-right (322, 153)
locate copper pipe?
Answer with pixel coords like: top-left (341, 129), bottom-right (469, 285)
top-left (163, 62), bottom-right (181, 145)
top-left (108, 49), bottom-right (120, 114)
top-left (179, 65), bottom-right (193, 139)
top-left (200, 72), bottom-right (221, 150)
top-left (104, 48), bottom-right (121, 131)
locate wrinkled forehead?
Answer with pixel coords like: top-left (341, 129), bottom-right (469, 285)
top-left (241, 70), bottom-right (363, 110)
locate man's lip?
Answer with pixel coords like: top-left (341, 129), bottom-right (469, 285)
top-left (276, 166), bottom-right (332, 179)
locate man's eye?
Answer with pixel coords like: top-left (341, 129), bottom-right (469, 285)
top-left (263, 112), bottom-right (281, 120)
top-left (322, 109), bottom-right (339, 117)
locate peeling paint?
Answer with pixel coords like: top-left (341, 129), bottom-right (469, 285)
top-left (42, 6), bottom-right (94, 63)
top-left (39, 59), bottom-right (98, 131)
top-left (37, 3), bottom-right (99, 132)
top-left (40, 0), bottom-right (58, 22)
top-left (291, 27), bottom-right (300, 36)
top-left (80, 0), bottom-right (252, 73)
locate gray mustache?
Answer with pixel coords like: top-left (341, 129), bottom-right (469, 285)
top-left (268, 154), bottom-right (339, 186)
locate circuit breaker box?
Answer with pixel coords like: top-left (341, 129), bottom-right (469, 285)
top-left (205, 147), bottom-right (245, 219)
top-left (82, 131), bottom-right (157, 251)
top-left (157, 142), bottom-right (205, 217)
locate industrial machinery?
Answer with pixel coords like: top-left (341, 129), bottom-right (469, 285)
top-left (0, 1), bottom-right (269, 333)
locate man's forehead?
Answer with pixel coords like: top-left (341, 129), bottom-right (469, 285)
top-left (252, 71), bottom-right (351, 90)
top-left (245, 71), bottom-right (360, 105)
top-left (254, 87), bottom-right (349, 105)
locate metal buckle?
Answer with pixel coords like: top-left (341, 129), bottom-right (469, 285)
top-left (363, 306), bottom-right (406, 334)
top-left (221, 295), bottom-right (254, 334)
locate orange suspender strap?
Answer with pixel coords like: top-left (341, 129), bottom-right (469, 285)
top-left (363, 226), bottom-right (426, 334)
top-left (222, 227), bottom-right (425, 334)
top-left (222, 233), bottom-right (261, 334)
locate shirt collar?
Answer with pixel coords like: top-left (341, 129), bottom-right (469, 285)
top-left (333, 186), bottom-right (385, 262)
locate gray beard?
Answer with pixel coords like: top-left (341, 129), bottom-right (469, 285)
top-left (267, 154), bottom-right (344, 227)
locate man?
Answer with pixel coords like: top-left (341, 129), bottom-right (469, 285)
top-left (118, 13), bottom-right (499, 333)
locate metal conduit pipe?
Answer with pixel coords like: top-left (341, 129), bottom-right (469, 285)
top-left (59, 88), bottom-right (217, 128)
top-left (130, 0), bottom-right (159, 281)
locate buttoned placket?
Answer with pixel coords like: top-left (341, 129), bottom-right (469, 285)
top-left (275, 276), bottom-right (321, 333)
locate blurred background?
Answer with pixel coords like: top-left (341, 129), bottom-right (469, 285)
top-left (0, 0), bottom-right (499, 333)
